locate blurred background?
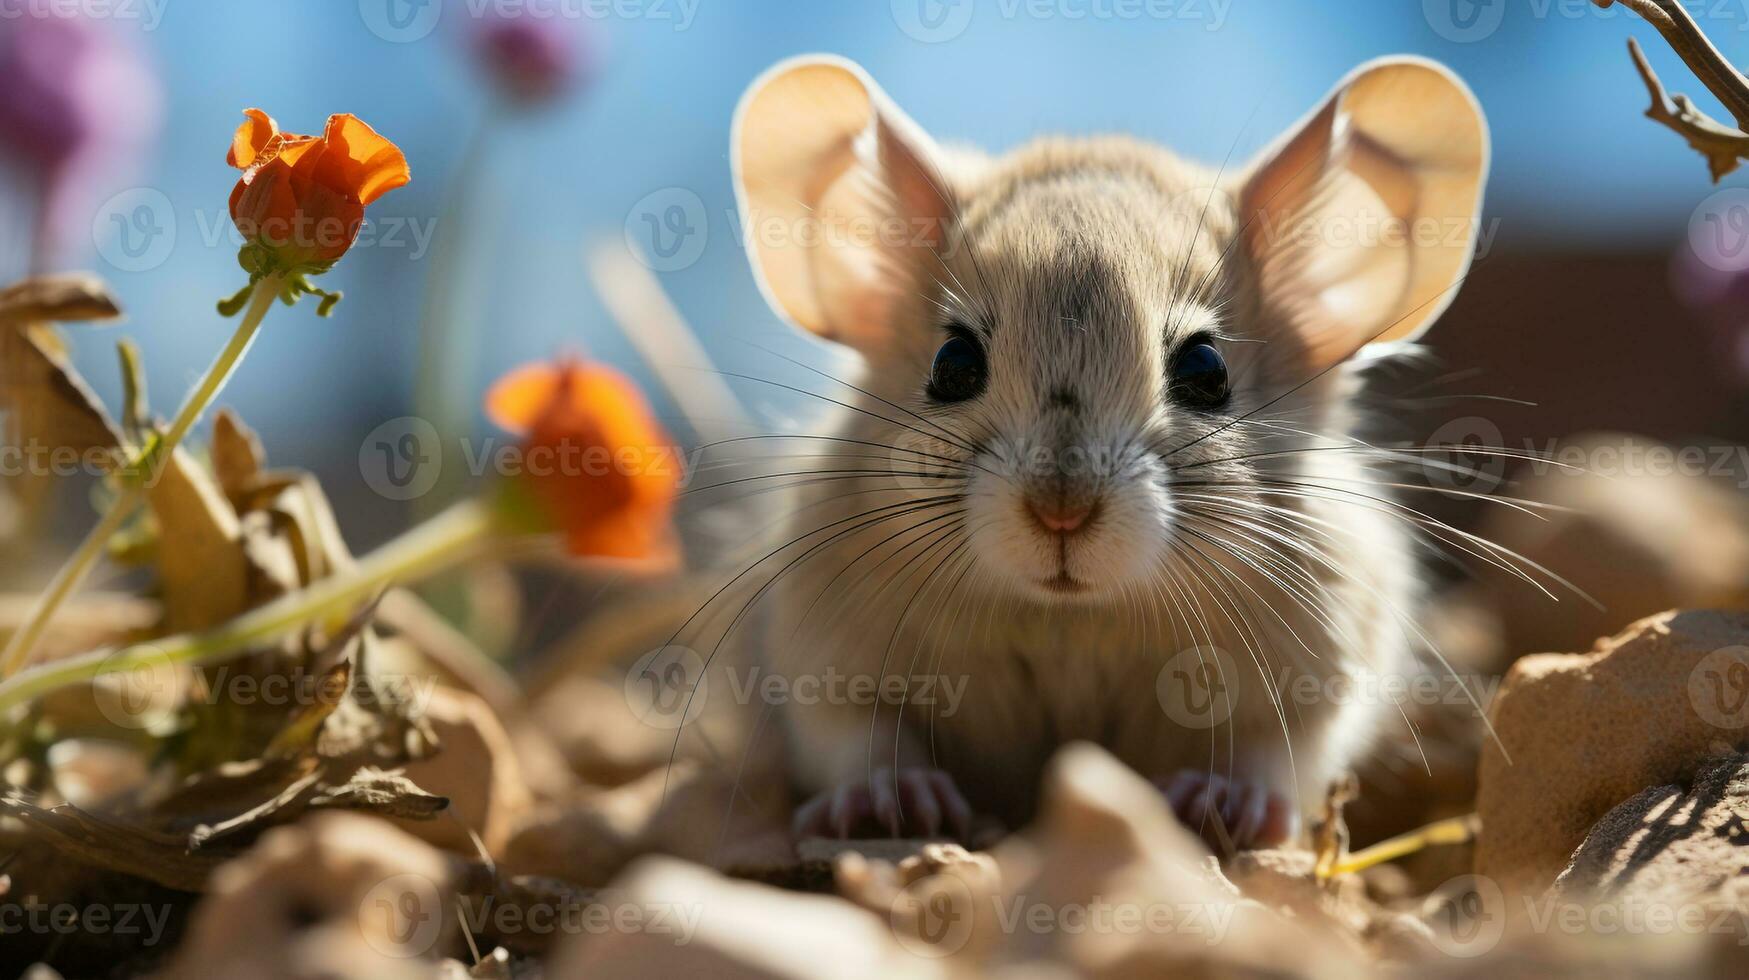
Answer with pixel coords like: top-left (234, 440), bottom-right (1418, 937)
top-left (3, 0), bottom-right (1748, 659)
top-left (6, 0), bottom-right (1749, 916)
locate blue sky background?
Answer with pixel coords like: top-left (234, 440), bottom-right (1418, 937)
top-left (14, 0), bottom-right (1749, 539)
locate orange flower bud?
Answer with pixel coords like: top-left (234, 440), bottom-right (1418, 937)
top-left (486, 359), bottom-right (680, 562)
top-left (225, 108), bottom-right (409, 276)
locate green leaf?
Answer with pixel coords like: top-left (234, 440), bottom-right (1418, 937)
top-left (215, 282), bottom-right (254, 317)
top-left (116, 339), bottom-right (149, 446)
top-left (313, 288), bottom-right (343, 317)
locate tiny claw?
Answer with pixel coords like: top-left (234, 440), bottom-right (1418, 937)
top-left (792, 768), bottom-right (976, 842)
top-left (1156, 769), bottom-right (1297, 851)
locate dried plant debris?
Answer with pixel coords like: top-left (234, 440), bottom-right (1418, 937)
top-left (12, 271), bottom-right (1749, 977)
top-left (0, 795), bottom-right (224, 892)
top-left (0, 323), bottom-right (124, 478)
top-left (209, 408), bottom-right (266, 510)
top-left (5, 617), bottom-right (450, 890)
top-left (1602, 0), bottom-right (1749, 180)
top-left (0, 274), bottom-right (123, 326)
top-left (0, 311), bottom-right (510, 974)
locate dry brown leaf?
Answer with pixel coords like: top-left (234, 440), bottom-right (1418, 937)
top-left (233, 471), bottom-right (358, 588)
top-left (142, 442), bottom-right (252, 632)
top-left (184, 765), bottom-right (326, 850)
top-left (307, 766), bottom-right (450, 818)
top-left (210, 408), bottom-right (265, 508)
top-left (0, 274), bottom-right (122, 325)
top-left (148, 756), bottom-right (321, 833)
top-left (263, 660), bottom-right (352, 760)
top-left (0, 794), bottom-right (224, 891)
top-left (0, 277), bottom-right (123, 536)
top-left (235, 511), bottom-right (303, 603)
top-left (390, 685), bottom-right (531, 858)
top-left (185, 764), bottom-right (448, 851)
top-left (0, 324), bottom-right (124, 460)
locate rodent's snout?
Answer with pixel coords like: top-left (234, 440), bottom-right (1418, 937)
top-left (1025, 495), bottom-right (1098, 535)
top-left (967, 431), bottom-right (1169, 599)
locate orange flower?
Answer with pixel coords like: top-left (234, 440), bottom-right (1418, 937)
top-left (486, 358), bottom-right (680, 562)
top-left (226, 108), bottom-right (409, 276)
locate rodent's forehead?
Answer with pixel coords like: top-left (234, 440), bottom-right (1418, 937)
top-left (944, 175), bottom-right (1232, 350)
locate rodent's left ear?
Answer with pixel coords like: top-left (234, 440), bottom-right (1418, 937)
top-left (732, 56), bottom-right (957, 351)
top-left (1236, 57), bottom-right (1489, 368)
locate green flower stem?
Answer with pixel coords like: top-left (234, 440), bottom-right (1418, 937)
top-left (0, 275), bottom-right (283, 680)
top-left (413, 117), bottom-right (491, 521)
top-left (409, 119), bottom-right (493, 631)
top-left (157, 275), bottom-right (282, 459)
top-left (0, 499), bottom-right (501, 718)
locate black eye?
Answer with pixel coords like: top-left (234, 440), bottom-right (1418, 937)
top-left (1168, 338), bottom-right (1230, 409)
top-left (928, 332), bottom-right (987, 403)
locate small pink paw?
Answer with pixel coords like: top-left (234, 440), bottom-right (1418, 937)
top-left (1156, 769), bottom-right (1298, 851)
top-left (793, 767), bottom-right (974, 841)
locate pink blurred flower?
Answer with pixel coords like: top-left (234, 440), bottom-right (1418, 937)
top-left (471, 13), bottom-right (598, 106)
top-left (0, 12), bottom-right (161, 269)
top-left (1672, 242), bottom-right (1749, 383)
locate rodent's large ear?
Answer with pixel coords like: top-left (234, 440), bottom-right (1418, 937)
top-left (1236, 57), bottom-right (1488, 368)
top-left (732, 55), bottom-right (955, 349)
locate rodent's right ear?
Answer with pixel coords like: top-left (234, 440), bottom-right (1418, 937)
top-left (732, 56), bottom-right (955, 349)
top-left (1235, 58), bottom-right (1489, 369)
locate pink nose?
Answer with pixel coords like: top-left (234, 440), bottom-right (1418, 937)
top-left (1029, 499), bottom-right (1094, 534)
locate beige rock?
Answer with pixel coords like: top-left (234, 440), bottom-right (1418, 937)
top-left (527, 674), bottom-right (676, 787)
top-left (503, 765), bottom-right (674, 886)
top-left (1410, 931), bottom-right (1732, 979)
top-left (1476, 609), bottom-right (1749, 899)
top-left (985, 743), bottom-right (1372, 977)
top-left (506, 720), bottom-right (578, 802)
top-left (1225, 850), bottom-right (1378, 944)
top-left (164, 813), bottom-right (458, 979)
top-left (395, 686), bottom-right (532, 858)
top-left (547, 856), bottom-right (944, 979)
top-left (503, 758), bottom-right (789, 886)
top-left (1567, 749), bottom-right (1749, 917)
top-left (834, 841), bottom-right (1007, 963)
top-left (544, 744), bottom-right (1374, 977)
